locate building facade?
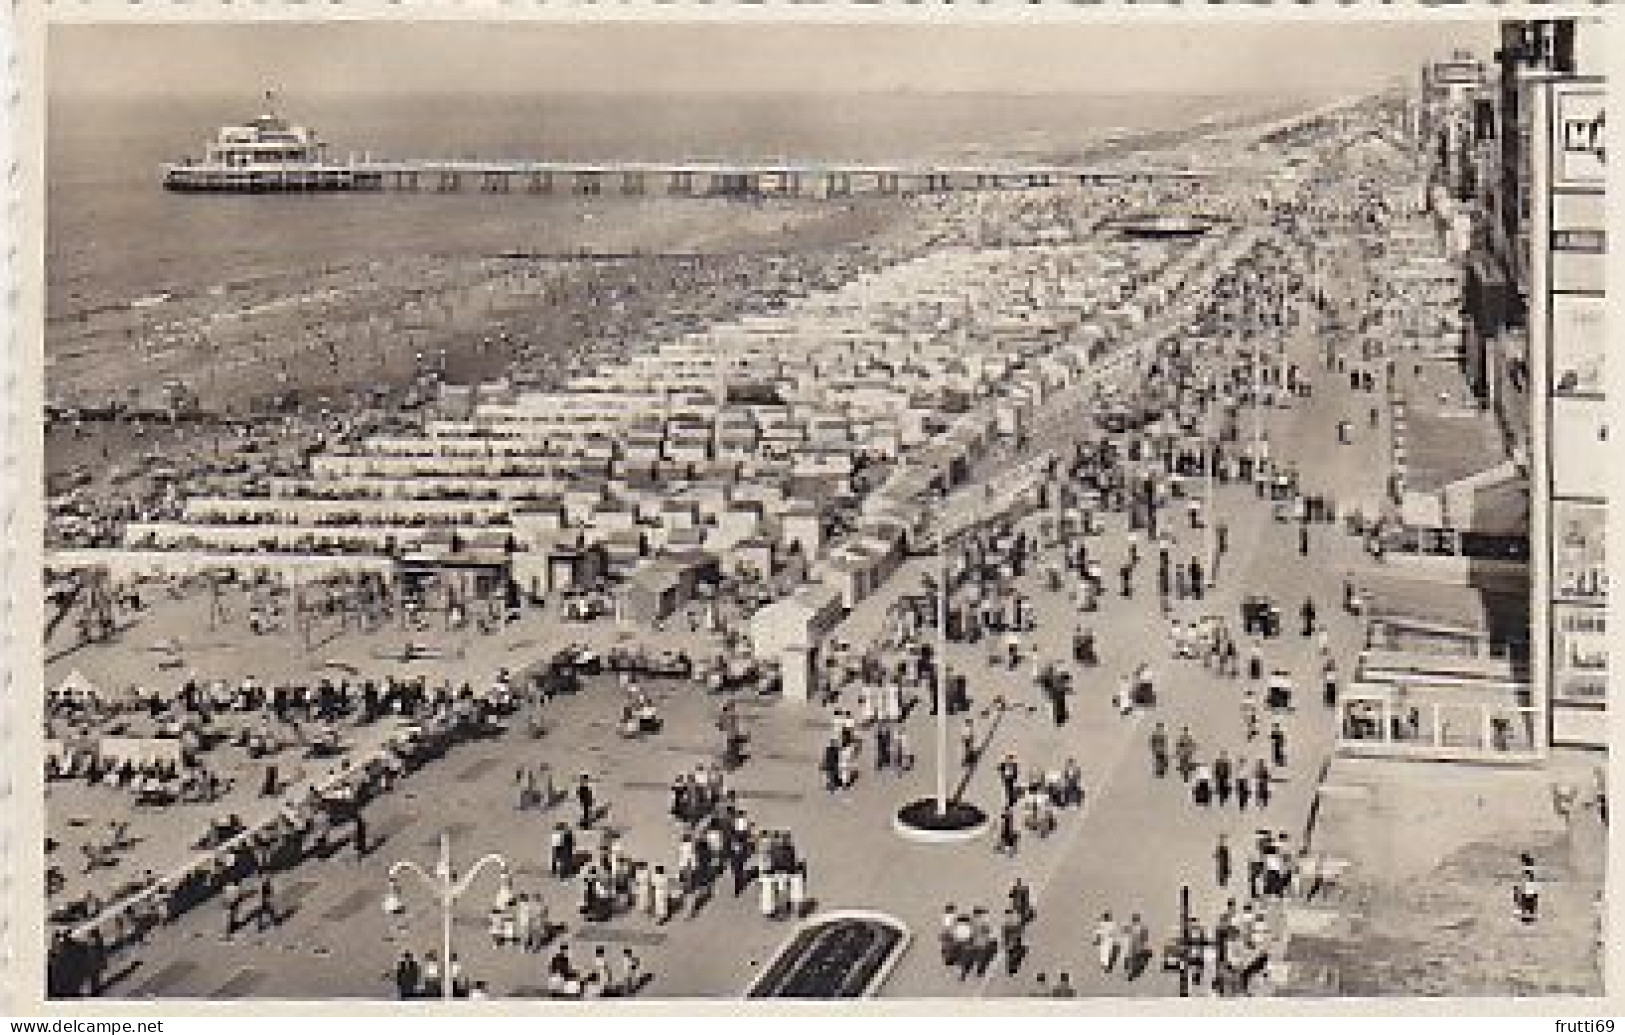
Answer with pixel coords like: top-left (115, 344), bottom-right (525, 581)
top-left (1515, 18), bottom-right (1608, 750)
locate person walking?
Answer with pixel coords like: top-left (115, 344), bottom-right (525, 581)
top-left (618, 948), bottom-right (644, 997)
top-left (1125, 913), bottom-right (1151, 979)
top-left (1113, 677), bottom-right (1137, 717)
top-left (1191, 760), bottom-right (1213, 807)
top-left (940, 904), bottom-right (961, 968)
top-left (633, 863), bottom-right (656, 919)
top-left (1269, 723), bottom-right (1287, 768)
top-left (966, 908), bottom-right (996, 980)
top-left (1213, 751), bottom-right (1233, 805)
top-left (650, 865), bottom-right (673, 924)
top-left (1047, 677), bottom-right (1070, 727)
top-left (1175, 727), bottom-right (1197, 782)
top-left (875, 722), bottom-right (894, 772)
top-left (729, 840), bottom-right (751, 897)
top-left (821, 740), bottom-right (841, 793)
top-left (1001, 907), bottom-right (1026, 976)
top-left (961, 717), bottom-right (979, 770)
top-left (523, 893), bottom-right (549, 952)
top-left (996, 808), bottom-right (1020, 857)
top-left (950, 909), bottom-right (977, 979)
top-left (1093, 911), bottom-right (1121, 974)
top-left (1214, 833), bottom-right (1232, 888)
top-left (1254, 758), bottom-right (1272, 809)
top-left (223, 879), bottom-right (241, 937)
top-left (1264, 842), bottom-right (1288, 899)
top-left (255, 875), bottom-right (277, 932)
top-left (758, 865), bottom-right (783, 920)
top-left (420, 951), bottom-right (444, 999)
top-left (1149, 722), bottom-right (1170, 778)
top-left (591, 942), bottom-right (614, 994)
top-left (549, 823), bottom-right (575, 878)
top-left (997, 754), bottom-right (1021, 809)
top-left (1062, 758), bottom-right (1085, 807)
top-left (394, 950), bottom-right (421, 1000)
top-left (1074, 628), bottom-right (1098, 667)
top-left (837, 740), bottom-right (858, 790)
top-left (1514, 855), bottom-right (1541, 923)
top-left (575, 773), bottom-right (596, 829)
top-left (1009, 877), bottom-right (1034, 924)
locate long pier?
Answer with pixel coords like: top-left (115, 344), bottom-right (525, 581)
top-left (162, 158), bottom-right (1217, 196)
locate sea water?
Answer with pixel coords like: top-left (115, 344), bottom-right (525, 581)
top-left (47, 91), bottom-right (1263, 326)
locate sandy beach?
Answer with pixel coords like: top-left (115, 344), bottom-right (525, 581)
top-left (45, 194), bottom-right (915, 482)
top-left (50, 197), bottom-right (896, 398)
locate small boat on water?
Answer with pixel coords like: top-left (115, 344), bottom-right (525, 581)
top-left (163, 93), bottom-right (375, 193)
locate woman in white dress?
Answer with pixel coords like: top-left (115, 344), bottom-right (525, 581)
top-left (759, 868), bottom-right (782, 919)
top-left (881, 682), bottom-right (903, 724)
top-left (1093, 912), bottom-right (1120, 973)
top-left (633, 863), bottom-right (655, 917)
top-left (857, 684), bottom-right (878, 727)
top-left (676, 834), bottom-right (698, 894)
top-left (650, 866), bottom-right (673, 923)
top-left (787, 863), bottom-right (808, 919)
top-left (837, 741), bottom-right (859, 789)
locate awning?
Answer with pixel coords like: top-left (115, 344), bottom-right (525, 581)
top-left (1356, 572), bottom-right (1529, 644)
top-left (1465, 251), bottom-right (1515, 335)
top-left (1442, 461), bottom-right (1528, 535)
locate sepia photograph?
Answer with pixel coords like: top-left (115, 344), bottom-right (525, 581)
top-left (33, 14), bottom-right (1608, 1005)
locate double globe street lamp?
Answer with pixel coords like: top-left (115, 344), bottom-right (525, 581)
top-left (382, 830), bottom-right (514, 1001)
top-left (895, 483), bottom-right (1033, 843)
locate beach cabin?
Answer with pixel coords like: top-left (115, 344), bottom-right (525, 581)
top-left (750, 583), bottom-right (846, 703)
top-left (621, 559), bottom-right (688, 625)
top-left (779, 502), bottom-right (825, 558)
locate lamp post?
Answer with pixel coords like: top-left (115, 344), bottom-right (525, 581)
top-left (930, 519), bottom-right (975, 817)
top-left (382, 830), bottom-right (513, 1001)
top-left (1275, 268), bottom-right (1288, 398)
top-left (1177, 883), bottom-right (1192, 998)
top-left (895, 498), bottom-right (1001, 842)
top-left (934, 541), bottom-right (952, 813)
top-left (1242, 278), bottom-right (1263, 451)
top-left (1204, 381), bottom-right (1217, 589)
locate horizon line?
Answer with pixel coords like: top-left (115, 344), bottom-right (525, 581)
top-left (50, 86), bottom-right (1365, 101)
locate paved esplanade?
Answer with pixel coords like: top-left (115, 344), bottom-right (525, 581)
top-left (90, 205), bottom-right (1399, 999)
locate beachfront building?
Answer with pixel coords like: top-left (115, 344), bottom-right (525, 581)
top-left (1328, 22), bottom-right (1604, 762)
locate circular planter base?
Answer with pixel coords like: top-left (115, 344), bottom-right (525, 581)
top-left (893, 798), bottom-right (990, 844)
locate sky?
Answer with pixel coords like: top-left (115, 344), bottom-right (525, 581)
top-left (50, 20), bottom-right (1502, 100)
